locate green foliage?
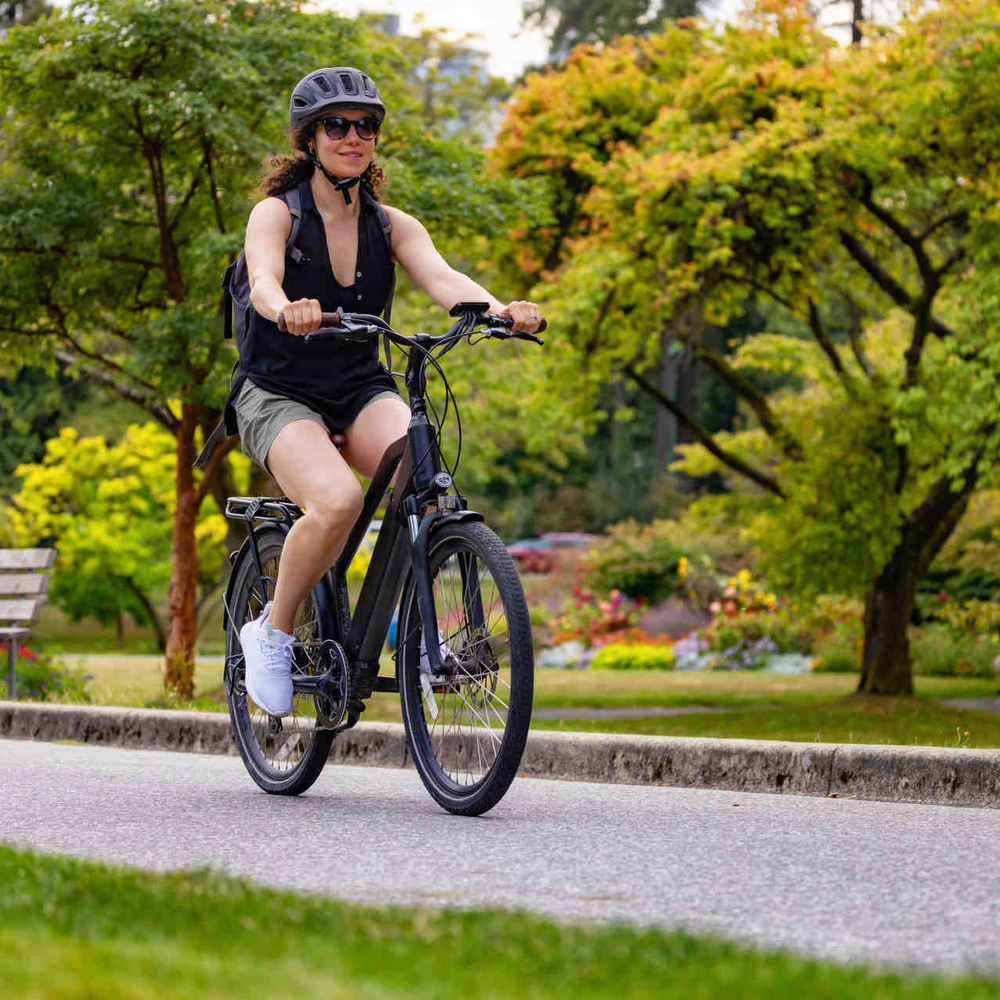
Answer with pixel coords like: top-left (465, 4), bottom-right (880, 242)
top-left (585, 518), bottom-right (696, 604)
top-left (522, 0), bottom-right (701, 59)
top-left (365, 18), bottom-right (511, 143)
top-left (0, 365), bottom-right (89, 487)
top-left (12, 642), bottom-right (91, 702)
top-left (492, 4), bottom-right (1000, 692)
top-left (702, 591), bottom-right (864, 668)
top-left (910, 624), bottom-right (1000, 679)
top-left (6, 424), bottom-right (235, 638)
top-left (590, 642), bottom-right (675, 670)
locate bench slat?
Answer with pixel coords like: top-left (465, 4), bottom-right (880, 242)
top-left (0, 549), bottom-right (56, 570)
top-left (0, 599), bottom-right (40, 622)
top-left (0, 627), bottom-right (31, 638)
top-left (0, 573), bottom-right (48, 596)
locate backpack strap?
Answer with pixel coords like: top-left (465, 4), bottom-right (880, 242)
top-left (374, 201), bottom-right (395, 373)
top-left (285, 183), bottom-right (308, 264)
top-left (222, 184), bottom-right (310, 340)
top-left (221, 260), bottom-right (237, 339)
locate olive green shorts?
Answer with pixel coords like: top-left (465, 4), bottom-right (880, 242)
top-left (234, 380), bottom-right (400, 473)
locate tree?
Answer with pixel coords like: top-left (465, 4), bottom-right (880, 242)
top-left (0, 0), bottom-right (381, 694)
top-left (522, 0), bottom-right (702, 56)
top-left (0, 0), bottom-right (53, 31)
top-left (0, 0), bottom-right (548, 694)
top-left (365, 17), bottom-right (512, 143)
top-left (0, 364), bottom-right (90, 487)
top-left (7, 424), bottom-right (237, 649)
top-left (492, 0), bottom-right (1000, 694)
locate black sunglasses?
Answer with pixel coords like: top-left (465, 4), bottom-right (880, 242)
top-left (319, 115), bottom-right (380, 141)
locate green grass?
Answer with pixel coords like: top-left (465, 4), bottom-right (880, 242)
top-left (53, 658), bottom-right (1000, 749)
top-left (1, 845), bottom-right (996, 1000)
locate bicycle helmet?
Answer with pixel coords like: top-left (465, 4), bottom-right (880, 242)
top-left (290, 67), bottom-right (386, 128)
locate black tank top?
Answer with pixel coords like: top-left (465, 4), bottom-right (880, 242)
top-left (240, 180), bottom-right (395, 425)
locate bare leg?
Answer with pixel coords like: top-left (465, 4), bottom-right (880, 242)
top-left (263, 397), bottom-right (411, 635)
top-left (263, 420), bottom-right (364, 635)
top-left (340, 395), bottom-right (412, 479)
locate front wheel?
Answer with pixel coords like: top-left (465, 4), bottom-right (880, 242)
top-left (398, 521), bottom-right (534, 815)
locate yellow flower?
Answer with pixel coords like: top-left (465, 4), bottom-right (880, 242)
top-left (678, 556), bottom-right (688, 578)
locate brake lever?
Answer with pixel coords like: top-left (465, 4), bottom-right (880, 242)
top-left (487, 327), bottom-right (545, 346)
top-left (303, 323), bottom-right (377, 344)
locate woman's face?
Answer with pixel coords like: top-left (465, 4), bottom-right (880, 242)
top-left (313, 108), bottom-right (377, 177)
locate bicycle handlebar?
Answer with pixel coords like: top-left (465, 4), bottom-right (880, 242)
top-left (277, 309), bottom-right (547, 342)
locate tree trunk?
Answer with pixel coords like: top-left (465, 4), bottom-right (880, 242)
top-left (164, 402), bottom-right (201, 697)
top-left (653, 332), bottom-right (680, 462)
top-left (859, 465), bottom-right (979, 694)
top-left (858, 547), bottom-right (919, 695)
top-left (852, 0), bottom-right (864, 46)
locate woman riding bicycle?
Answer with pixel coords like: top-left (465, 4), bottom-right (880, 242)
top-left (235, 66), bottom-right (544, 718)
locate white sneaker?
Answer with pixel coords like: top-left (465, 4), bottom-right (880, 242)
top-left (239, 601), bottom-right (294, 717)
top-left (420, 628), bottom-right (454, 675)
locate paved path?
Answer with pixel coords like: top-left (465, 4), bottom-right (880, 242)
top-left (3, 738), bottom-right (1000, 976)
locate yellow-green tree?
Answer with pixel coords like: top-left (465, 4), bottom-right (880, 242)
top-left (493, 0), bottom-right (1000, 694)
top-left (8, 424), bottom-right (234, 649)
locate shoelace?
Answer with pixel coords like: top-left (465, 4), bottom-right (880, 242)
top-left (255, 635), bottom-right (293, 675)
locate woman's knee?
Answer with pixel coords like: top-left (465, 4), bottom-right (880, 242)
top-left (303, 477), bottom-right (364, 539)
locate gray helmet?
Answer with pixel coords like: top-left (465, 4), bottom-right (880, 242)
top-left (289, 67), bottom-right (386, 128)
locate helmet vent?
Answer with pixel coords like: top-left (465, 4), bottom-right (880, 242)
top-left (312, 74), bottom-right (332, 94)
top-left (339, 71), bottom-right (359, 95)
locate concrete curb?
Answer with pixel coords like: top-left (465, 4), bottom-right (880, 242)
top-left (3, 701), bottom-right (999, 809)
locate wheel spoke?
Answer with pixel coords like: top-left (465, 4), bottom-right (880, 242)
top-left (400, 524), bottom-right (532, 811)
top-left (225, 530), bottom-right (333, 793)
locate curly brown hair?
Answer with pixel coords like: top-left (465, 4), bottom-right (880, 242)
top-left (258, 124), bottom-right (387, 200)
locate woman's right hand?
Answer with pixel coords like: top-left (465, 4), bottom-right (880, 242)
top-left (278, 298), bottom-right (323, 336)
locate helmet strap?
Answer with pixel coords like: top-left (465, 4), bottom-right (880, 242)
top-left (308, 153), bottom-right (360, 205)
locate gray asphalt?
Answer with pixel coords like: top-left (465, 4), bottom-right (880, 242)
top-left (3, 738), bottom-right (1000, 976)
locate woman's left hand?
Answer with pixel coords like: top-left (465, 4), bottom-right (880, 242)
top-left (499, 300), bottom-right (545, 334)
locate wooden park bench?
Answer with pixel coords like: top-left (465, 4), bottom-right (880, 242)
top-left (1, 548), bottom-right (56, 699)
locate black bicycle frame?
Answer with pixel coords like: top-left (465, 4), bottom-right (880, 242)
top-left (229, 326), bottom-right (482, 704)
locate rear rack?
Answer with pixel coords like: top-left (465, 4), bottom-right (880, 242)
top-left (225, 496), bottom-right (302, 525)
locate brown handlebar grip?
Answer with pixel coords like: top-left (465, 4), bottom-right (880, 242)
top-left (536, 317), bottom-right (548, 333)
top-left (277, 311), bottom-right (341, 333)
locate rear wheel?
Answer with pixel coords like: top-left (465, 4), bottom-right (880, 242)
top-left (398, 521), bottom-right (533, 815)
top-left (225, 527), bottom-right (334, 795)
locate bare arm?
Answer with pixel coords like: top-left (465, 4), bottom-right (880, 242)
top-left (386, 206), bottom-right (543, 333)
top-left (245, 197), bottom-right (322, 335)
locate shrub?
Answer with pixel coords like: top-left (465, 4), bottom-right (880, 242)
top-left (910, 624), bottom-right (1000, 678)
top-left (584, 519), bottom-right (695, 605)
top-left (704, 611), bottom-right (793, 654)
top-left (591, 643), bottom-right (675, 671)
top-left (14, 645), bottom-right (91, 702)
top-left (550, 588), bottom-right (645, 648)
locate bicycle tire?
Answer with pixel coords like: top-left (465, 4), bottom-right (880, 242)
top-left (398, 521), bottom-right (533, 815)
top-left (225, 526), bottom-right (335, 795)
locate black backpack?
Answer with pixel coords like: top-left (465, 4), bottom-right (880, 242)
top-left (194, 181), bottom-right (395, 471)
